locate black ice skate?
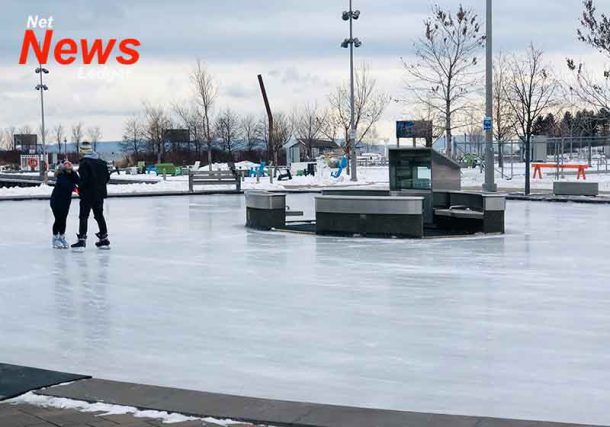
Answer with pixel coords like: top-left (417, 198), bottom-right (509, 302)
top-left (71, 235), bottom-right (87, 251)
top-left (95, 232), bottom-right (111, 250)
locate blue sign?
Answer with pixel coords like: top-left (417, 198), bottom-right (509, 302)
top-left (483, 117), bottom-right (493, 131)
top-left (396, 120), bottom-right (415, 138)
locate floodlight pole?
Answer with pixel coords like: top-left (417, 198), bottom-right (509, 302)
top-left (36, 65), bottom-right (49, 184)
top-left (483, 0), bottom-right (497, 192)
top-left (348, 0), bottom-right (358, 181)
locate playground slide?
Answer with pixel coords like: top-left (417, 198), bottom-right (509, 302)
top-left (331, 156), bottom-right (348, 178)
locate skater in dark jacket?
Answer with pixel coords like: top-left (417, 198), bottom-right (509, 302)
top-left (71, 142), bottom-right (111, 250)
top-left (50, 161), bottom-right (79, 249)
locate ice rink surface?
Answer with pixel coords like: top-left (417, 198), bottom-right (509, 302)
top-left (1, 195), bottom-right (610, 425)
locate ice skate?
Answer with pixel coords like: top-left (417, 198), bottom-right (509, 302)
top-left (71, 235), bottom-right (87, 251)
top-left (52, 234), bottom-right (62, 249)
top-left (58, 234), bottom-right (69, 249)
top-left (95, 232), bottom-right (111, 250)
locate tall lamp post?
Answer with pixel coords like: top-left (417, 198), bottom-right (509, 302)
top-left (341, 1), bottom-right (362, 182)
top-left (483, 0), bottom-right (497, 192)
top-left (35, 65), bottom-right (49, 184)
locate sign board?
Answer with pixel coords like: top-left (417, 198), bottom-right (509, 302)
top-left (14, 134), bottom-right (38, 152)
top-left (349, 128), bottom-right (357, 141)
top-left (483, 117), bottom-right (493, 132)
top-left (396, 120), bottom-right (433, 143)
top-left (163, 129), bottom-right (190, 143)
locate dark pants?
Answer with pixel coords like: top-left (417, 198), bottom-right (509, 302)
top-left (52, 207), bottom-right (69, 235)
top-left (78, 197), bottom-right (108, 238)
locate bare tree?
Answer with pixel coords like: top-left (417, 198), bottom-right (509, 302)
top-left (241, 114), bottom-right (261, 153)
top-left (121, 115), bottom-right (146, 157)
top-left (0, 129), bottom-right (10, 150)
top-left (191, 60), bottom-right (218, 170)
top-left (173, 102), bottom-right (203, 155)
top-left (403, 4), bottom-right (485, 158)
top-left (71, 122), bottom-right (84, 154)
top-left (329, 64), bottom-right (389, 168)
top-left (143, 103), bottom-right (171, 161)
top-left (567, 1), bottom-right (610, 110)
top-left (87, 126), bottom-right (102, 152)
top-left (493, 53), bottom-right (517, 168)
top-left (214, 108), bottom-right (241, 159)
top-left (294, 103), bottom-right (326, 159)
top-left (270, 113), bottom-right (293, 166)
top-left (52, 124), bottom-right (65, 154)
top-left (505, 45), bottom-right (557, 195)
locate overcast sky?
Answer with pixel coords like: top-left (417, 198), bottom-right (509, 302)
top-left (0, 0), bottom-right (608, 141)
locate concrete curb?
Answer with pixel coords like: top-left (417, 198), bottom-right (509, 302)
top-left (37, 378), bottom-right (604, 427)
top-left (0, 190), bottom-right (243, 202)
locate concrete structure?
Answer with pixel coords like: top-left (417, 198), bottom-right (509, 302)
top-left (315, 195), bottom-right (424, 238)
top-left (389, 147), bottom-right (461, 192)
top-left (245, 190), bottom-right (286, 230)
top-left (553, 181), bottom-right (599, 197)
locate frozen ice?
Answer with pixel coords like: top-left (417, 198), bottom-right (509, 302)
top-left (1, 195), bottom-right (610, 425)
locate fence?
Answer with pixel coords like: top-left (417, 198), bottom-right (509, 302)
top-left (453, 136), bottom-right (610, 180)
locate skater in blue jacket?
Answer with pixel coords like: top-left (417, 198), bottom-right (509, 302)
top-left (50, 160), bottom-right (79, 249)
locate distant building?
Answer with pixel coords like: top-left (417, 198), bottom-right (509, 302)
top-left (284, 138), bottom-right (340, 164)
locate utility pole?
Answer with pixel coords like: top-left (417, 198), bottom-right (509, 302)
top-left (35, 65), bottom-right (49, 184)
top-left (341, 1), bottom-right (362, 182)
top-left (483, 0), bottom-right (497, 192)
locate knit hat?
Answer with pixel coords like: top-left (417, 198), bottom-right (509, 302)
top-left (80, 141), bottom-right (93, 155)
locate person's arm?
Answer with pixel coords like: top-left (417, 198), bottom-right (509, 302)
top-left (78, 161), bottom-right (90, 190)
top-left (70, 171), bottom-right (80, 186)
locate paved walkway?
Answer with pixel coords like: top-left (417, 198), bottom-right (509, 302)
top-left (0, 402), bottom-right (256, 427)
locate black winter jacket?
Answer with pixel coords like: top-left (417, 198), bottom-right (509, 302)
top-left (50, 169), bottom-right (79, 210)
top-left (78, 156), bottom-right (110, 199)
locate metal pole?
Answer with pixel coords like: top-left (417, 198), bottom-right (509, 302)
top-left (39, 67), bottom-right (48, 184)
top-left (483, 0), bottom-right (496, 192)
top-left (349, 0), bottom-right (357, 182)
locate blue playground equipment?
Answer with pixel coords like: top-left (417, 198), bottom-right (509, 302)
top-left (249, 161), bottom-right (266, 177)
top-left (331, 156), bottom-right (348, 178)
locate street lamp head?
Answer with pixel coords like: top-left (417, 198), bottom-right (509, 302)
top-left (353, 38), bottom-right (362, 48)
top-left (36, 84), bottom-right (48, 91)
top-left (352, 10), bottom-right (360, 20)
top-left (342, 11), bottom-right (350, 21)
top-left (35, 67), bottom-right (49, 74)
top-left (341, 39), bottom-right (350, 48)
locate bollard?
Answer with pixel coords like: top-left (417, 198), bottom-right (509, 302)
top-left (256, 168), bottom-right (260, 183)
top-left (269, 167), bottom-right (273, 184)
top-left (163, 171), bottom-right (167, 181)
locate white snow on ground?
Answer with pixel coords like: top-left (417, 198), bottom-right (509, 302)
top-left (9, 392), bottom-right (248, 425)
top-left (3, 162), bottom-right (610, 197)
top-left (461, 163), bottom-right (610, 192)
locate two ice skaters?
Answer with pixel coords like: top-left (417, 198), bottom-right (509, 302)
top-left (49, 141), bottom-right (111, 250)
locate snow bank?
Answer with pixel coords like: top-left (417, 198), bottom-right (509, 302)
top-left (9, 392), bottom-right (246, 425)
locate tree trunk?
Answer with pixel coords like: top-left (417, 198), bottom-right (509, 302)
top-left (445, 110), bottom-right (452, 159)
top-left (498, 141), bottom-right (504, 169)
top-left (525, 135), bottom-right (531, 195)
top-left (207, 144), bottom-right (212, 171)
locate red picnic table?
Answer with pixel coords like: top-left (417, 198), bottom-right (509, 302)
top-left (532, 163), bottom-right (589, 180)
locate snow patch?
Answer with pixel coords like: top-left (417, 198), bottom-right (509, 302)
top-left (8, 392), bottom-right (247, 425)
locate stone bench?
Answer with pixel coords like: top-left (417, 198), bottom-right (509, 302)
top-left (315, 195), bottom-right (424, 238)
top-left (245, 191), bottom-right (286, 230)
top-left (433, 191), bottom-right (506, 234)
top-left (189, 170), bottom-right (241, 192)
top-left (553, 181), bottom-right (599, 197)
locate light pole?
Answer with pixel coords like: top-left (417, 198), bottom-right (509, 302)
top-left (483, 0), bottom-right (497, 192)
top-left (35, 65), bottom-right (49, 183)
top-left (341, 1), bottom-right (362, 182)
